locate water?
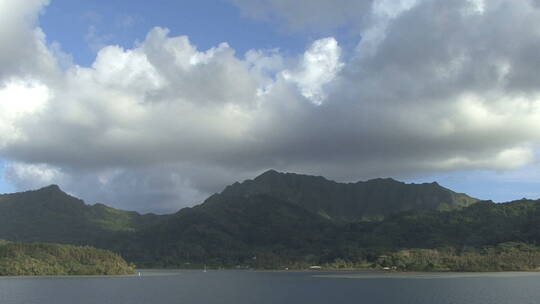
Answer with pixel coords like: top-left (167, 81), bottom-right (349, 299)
top-left (1, 270), bottom-right (540, 304)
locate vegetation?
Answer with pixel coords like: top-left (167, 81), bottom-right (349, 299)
top-left (2, 171), bottom-right (540, 272)
top-left (124, 197), bottom-right (540, 271)
top-left (0, 185), bottom-right (167, 246)
top-left (377, 242), bottom-right (540, 272)
top-left (0, 241), bottom-right (135, 276)
top-left (220, 170), bottom-right (477, 222)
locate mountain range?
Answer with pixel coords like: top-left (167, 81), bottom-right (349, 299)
top-left (1, 170), bottom-right (539, 268)
top-left (220, 170), bottom-right (477, 221)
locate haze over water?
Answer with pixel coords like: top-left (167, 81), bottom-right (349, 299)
top-left (1, 270), bottom-right (540, 304)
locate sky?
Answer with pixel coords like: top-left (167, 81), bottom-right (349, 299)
top-left (1, 0), bottom-right (540, 213)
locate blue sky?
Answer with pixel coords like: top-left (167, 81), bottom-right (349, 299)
top-left (39, 0), bottom-right (310, 66)
top-left (406, 167), bottom-right (540, 203)
top-left (0, 161), bottom-right (14, 193)
top-left (2, 0), bottom-right (540, 212)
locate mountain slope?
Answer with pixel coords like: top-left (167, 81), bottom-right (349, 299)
top-left (220, 170), bottom-right (478, 221)
top-left (338, 198), bottom-right (540, 252)
top-left (0, 172), bottom-right (508, 269)
top-left (0, 185), bottom-right (166, 245)
top-left (121, 196), bottom-right (540, 268)
top-left (129, 194), bottom-right (334, 267)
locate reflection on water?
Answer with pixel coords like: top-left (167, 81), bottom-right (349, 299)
top-left (1, 270), bottom-right (540, 304)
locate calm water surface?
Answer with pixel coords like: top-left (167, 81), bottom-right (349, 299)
top-left (1, 270), bottom-right (539, 304)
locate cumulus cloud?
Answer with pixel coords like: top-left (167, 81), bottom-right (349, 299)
top-left (5, 162), bottom-right (64, 190)
top-left (0, 0), bottom-right (57, 81)
top-left (2, 0), bottom-right (540, 212)
top-left (0, 80), bottom-right (50, 148)
top-left (282, 37), bottom-right (343, 105)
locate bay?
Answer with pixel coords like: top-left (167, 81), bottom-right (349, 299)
top-left (1, 270), bottom-right (539, 304)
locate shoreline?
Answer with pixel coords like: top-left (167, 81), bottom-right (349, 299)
top-left (135, 268), bottom-right (540, 274)
top-left (3, 269), bottom-right (540, 280)
top-left (314, 271), bottom-right (540, 279)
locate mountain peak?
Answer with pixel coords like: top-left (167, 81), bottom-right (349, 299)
top-left (254, 169), bottom-right (330, 183)
top-left (366, 177), bottom-right (400, 184)
top-left (219, 171), bottom-right (478, 222)
top-left (254, 169), bottom-right (282, 180)
top-left (37, 184), bottom-right (63, 193)
top-left (45, 184), bottom-right (61, 190)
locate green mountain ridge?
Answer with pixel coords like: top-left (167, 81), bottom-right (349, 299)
top-left (129, 193), bottom-right (334, 266)
top-left (221, 170), bottom-right (477, 221)
top-left (0, 185), bottom-right (167, 246)
top-left (2, 170), bottom-right (540, 270)
top-left (127, 195), bottom-right (540, 269)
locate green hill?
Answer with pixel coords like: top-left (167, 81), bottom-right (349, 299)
top-left (127, 196), bottom-right (540, 270)
top-left (0, 241), bottom-right (135, 276)
top-left (220, 170), bottom-right (477, 221)
top-left (0, 185), bottom-right (167, 247)
top-left (346, 199), bottom-right (540, 250)
top-left (130, 194), bottom-right (334, 267)
top-left (4, 171), bottom-right (540, 271)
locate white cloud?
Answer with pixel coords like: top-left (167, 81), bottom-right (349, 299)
top-left (282, 37), bottom-right (343, 105)
top-left (429, 147), bottom-right (535, 171)
top-left (0, 80), bottom-right (50, 148)
top-left (372, 0), bottom-right (419, 18)
top-left (0, 0), bottom-right (57, 81)
top-left (0, 80), bottom-right (50, 118)
top-left (2, 0), bottom-right (540, 212)
top-left (5, 162), bottom-right (64, 189)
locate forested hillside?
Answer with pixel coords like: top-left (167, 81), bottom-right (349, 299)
top-left (0, 241), bottom-right (135, 276)
top-left (0, 185), bottom-right (167, 246)
top-left (1, 171), bottom-right (540, 271)
top-left (220, 170), bottom-right (477, 221)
